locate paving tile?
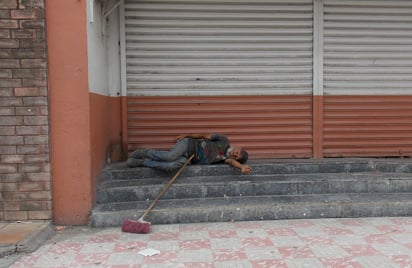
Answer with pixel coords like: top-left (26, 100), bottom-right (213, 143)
top-left (372, 242), bottom-right (412, 256)
top-left (244, 247), bottom-right (282, 260)
top-left (6, 217), bottom-right (412, 268)
top-left (285, 257), bottom-right (325, 268)
top-left (355, 256), bottom-right (399, 268)
top-left (210, 238), bottom-right (243, 249)
top-left (178, 249), bottom-right (213, 262)
top-left (309, 244), bottom-right (350, 258)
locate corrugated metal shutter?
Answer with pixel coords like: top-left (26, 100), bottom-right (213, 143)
top-left (127, 95), bottom-right (314, 158)
top-left (323, 0), bottom-right (412, 157)
top-left (123, 0), bottom-right (314, 158)
top-left (124, 0), bottom-right (313, 96)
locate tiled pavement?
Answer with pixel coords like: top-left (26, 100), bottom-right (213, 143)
top-left (8, 217), bottom-right (412, 268)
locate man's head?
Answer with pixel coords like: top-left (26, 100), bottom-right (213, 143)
top-left (226, 146), bottom-right (249, 164)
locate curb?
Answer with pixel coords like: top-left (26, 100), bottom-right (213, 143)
top-left (0, 221), bottom-right (55, 258)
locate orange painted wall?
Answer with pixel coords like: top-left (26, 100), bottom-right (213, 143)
top-left (90, 93), bottom-right (123, 187)
top-left (46, 0), bottom-right (123, 225)
top-left (47, 0), bottom-right (91, 224)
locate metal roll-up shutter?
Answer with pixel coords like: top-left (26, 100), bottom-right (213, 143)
top-left (323, 0), bottom-right (412, 157)
top-left (124, 0), bottom-right (313, 96)
top-left (123, 0), bottom-right (314, 158)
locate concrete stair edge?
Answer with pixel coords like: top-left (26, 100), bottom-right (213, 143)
top-left (90, 192), bottom-right (412, 227)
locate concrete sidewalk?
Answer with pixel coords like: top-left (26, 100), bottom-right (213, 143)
top-left (4, 217), bottom-right (412, 267)
top-left (0, 221), bottom-right (54, 263)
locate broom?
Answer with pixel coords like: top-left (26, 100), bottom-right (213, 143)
top-left (121, 154), bottom-right (195, 234)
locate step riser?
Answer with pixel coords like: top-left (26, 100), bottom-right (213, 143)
top-left (91, 197), bottom-right (412, 227)
top-left (97, 177), bottom-right (412, 203)
top-left (104, 161), bottom-right (412, 180)
top-left (92, 159), bottom-right (412, 228)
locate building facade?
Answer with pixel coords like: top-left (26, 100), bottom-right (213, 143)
top-left (1, 0), bottom-right (411, 224)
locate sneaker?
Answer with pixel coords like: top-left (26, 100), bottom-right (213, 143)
top-left (127, 158), bottom-right (145, 168)
top-left (129, 149), bottom-right (149, 159)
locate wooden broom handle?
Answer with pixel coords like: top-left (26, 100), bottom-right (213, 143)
top-left (140, 154), bottom-right (195, 220)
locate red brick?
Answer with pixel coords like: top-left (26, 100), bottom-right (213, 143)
top-left (0, 116), bottom-right (22, 125)
top-left (12, 48), bottom-right (45, 59)
top-left (17, 144), bottom-right (47, 154)
top-left (39, 87), bottom-right (47, 97)
top-left (26, 172), bottom-right (50, 182)
top-left (0, 164), bottom-right (18, 173)
top-left (23, 115), bottom-right (47, 125)
top-left (23, 78), bottom-right (46, 87)
top-left (1, 173), bottom-right (24, 182)
top-left (24, 153), bottom-right (49, 163)
top-left (43, 181), bottom-right (50, 190)
top-left (0, 107), bottom-right (15, 115)
top-left (40, 106), bottom-right (48, 115)
top-left (0, 19), bottom-right (18, 29)
top-left (0, 0), bottom-right (17, 9)
top-left (4, 211), bottom-right (28, 221)
top-left (0, 126), bottom-right (15, 135)
top-left (14, 87), bottom-right (39, 96)
top-left (0, 69), bottom-right (12, 78)
top-left (0, 9), bottom-right (10, 18)
top-left (13, 69), bottom-right (41, 80)
top-left (19, 0), bottom-right (45, 9)
top-left (3, 191), bottom-right (27, 200)
top-left (16, 125), bottom-right (46, 135)
top-left (19, 39), bottom-right (45, 49)
top-left (19, 181), bottom-right (43, 191)
top-left (20, 59), bottom-right (45, 68)
top-left (11, 8), bottom-right (35, 19)
top-left (16, 106), bottom-right (40, 116)
top-left (0, 135), bottom-right (23, 145)
top-left (0, 59), bottom-right (19, 68)
top-left (28, 191), bottom-right (51, 200)
top-left (2, 182), bottom-right (18, 191)
top-left (0, 145), bottom-right (17, 155)
top-left (12, 28), bottom-right (36, 38)
top-left (18, 163), bottom-right (42, 173)
top-left (0, 78), bottom-right (22, 87)
top-left (0, 38), bottom-right (19, 48)
top-left (20, 20), bottom-right (43, 29)
top-left (1, 154), bottom-right (24, 164)
top-left (21, 200), bottom-right (51, 210)
top-left (3, 201), bottom-right (20, 211)
top-left (0, 29), bottom-right (10, 38)
top-left (22, 96), bottom-right (47, 105)
top-left (28, 210), bottom-right (51, 220)
top-left (0, 97), bottom-right (21, 106)
top-left (24, 135), bottom-right (48, 145)
top-left (0, 88), bottom-right (13, 96)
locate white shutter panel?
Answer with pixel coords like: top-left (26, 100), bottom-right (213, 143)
top-left (124, 0), bottom-right (313, 96)
top-left (323, 0), bottom-right (412, 95)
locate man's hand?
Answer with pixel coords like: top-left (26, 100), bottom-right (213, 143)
top-left (241, 165), bottom-right (252, 175)
top-left (225, 159), bottom-right (252, 175)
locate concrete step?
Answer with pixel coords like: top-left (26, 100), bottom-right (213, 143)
top-left (91, 158), bottom-right (412, 227)
top-left (102, 159), bottom-right (412, 180)
top-left (90, 193), bottom-right (412, 227)
top-left (96, 172), bottom-right (412, 203)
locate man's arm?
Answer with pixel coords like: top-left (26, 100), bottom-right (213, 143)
top-left (225, 159), bottom-right (252, 175)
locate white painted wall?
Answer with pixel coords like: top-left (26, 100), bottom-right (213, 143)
top-left (86, 0), bottom-right (121, 97)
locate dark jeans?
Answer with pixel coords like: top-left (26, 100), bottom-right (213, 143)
top-left (143, 138), bottom-right (190, 171)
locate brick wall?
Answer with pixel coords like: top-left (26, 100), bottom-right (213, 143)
top-left (0, 0), bottom-right (51, 221)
